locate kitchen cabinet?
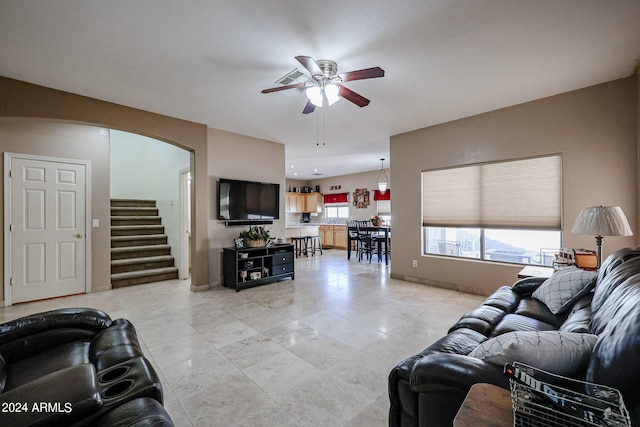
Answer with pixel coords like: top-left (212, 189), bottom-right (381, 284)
top-left (303, 193), bottom-right (322, 213)
top-left (319, 225), bottom-right (347, 249)
top-left (286, 192), bottom-right (304, 213)
top-left (286, 192), bottom-right (323, 213)
top-left (333, 226), bottom-right (348, 248)
top-left (320, 226), bottom-right (334, 247)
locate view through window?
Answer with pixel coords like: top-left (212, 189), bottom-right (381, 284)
top-left (325, 205), bottom-right (349, 219)
top-left (423, 227), bottom-right (561, 266)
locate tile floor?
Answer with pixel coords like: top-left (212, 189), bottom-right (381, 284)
top-left (0, 250), bottom-right (486, 426)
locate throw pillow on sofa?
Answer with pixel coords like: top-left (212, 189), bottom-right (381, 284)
top-left (532, 266), bottom-right (597, 314)
top-left (468, 330), bottom-right (598, 375)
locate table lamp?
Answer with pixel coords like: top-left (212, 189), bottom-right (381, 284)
top-left (571, 206), bottom-right (633, 269)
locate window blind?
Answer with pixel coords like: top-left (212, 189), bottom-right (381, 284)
top-left (422, 154), bottom-right (562, 229)
top-left (377, 200), bottom-right (391, 215)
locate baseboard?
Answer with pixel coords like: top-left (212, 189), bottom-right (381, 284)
top-left (390, 273), bottom-right (491, 297)
top-left (190, 281), bottom-right (212, 292)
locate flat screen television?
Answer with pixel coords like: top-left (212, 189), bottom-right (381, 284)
top-left (218, 178), bottom-right (280, 221)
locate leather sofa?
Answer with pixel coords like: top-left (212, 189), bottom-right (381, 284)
top-left (389, 247), bottom-right (640, 426)
top-left (0, 307), bottom-right (174, 426)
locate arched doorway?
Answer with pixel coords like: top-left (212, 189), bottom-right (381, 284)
top-left (110, 130), bottom-right (192, 286)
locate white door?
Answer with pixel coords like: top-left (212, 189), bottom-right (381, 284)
top-left (179, 169), bottom-right (191, 279)
top-left (6, 155), bottom-right (89, 304)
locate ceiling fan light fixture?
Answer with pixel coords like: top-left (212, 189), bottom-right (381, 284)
top-left (306, 83), bottom-right (340, 107)
top-left (306, 85), bottom-right (323, 107)
top-left (325, 84), bottom-right (340, 106)
top-left (262, 56), bottom-right (384, 114)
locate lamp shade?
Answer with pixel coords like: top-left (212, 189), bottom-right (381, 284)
top-left (305, 83), bottom-right (340, 107)
top-left (305, 86), bottom-right (323, 107)
top-left (571, 206), bottom-right (633, 237)
top-left (325, 84), bottom-right (340, 105)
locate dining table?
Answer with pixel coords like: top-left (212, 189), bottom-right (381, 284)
top-left (347, 225), bottom-right (391, 265)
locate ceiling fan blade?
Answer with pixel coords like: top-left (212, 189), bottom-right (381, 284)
top-left (338, 67), bottom-right (385, 82)
top-left (338, 85), bottom-right (370, 107)
top-left (261, 82), bottom-right (307, 94)
top-left (295, 55), bottom-right (323, 78)
top-left (302, 100), bottom-right (316, 114)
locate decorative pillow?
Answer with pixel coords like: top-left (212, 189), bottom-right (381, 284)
top-left (468, 330), bottom-right (598, 375)
top-left (532, 266), bottom-right (597, 314)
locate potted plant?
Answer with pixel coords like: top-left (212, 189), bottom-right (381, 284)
top-left (239, 226), bottom-right (271, 247)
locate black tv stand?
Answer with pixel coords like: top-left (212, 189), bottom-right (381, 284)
top-left (223, 244), bottom-right (294, 292)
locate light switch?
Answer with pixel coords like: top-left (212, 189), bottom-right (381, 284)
top-left (92, 219), bottom-right (99, 228)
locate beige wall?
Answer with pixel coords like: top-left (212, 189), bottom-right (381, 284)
top-left (390, 77), bottom-right (639, 296)
top-left (207, 128), bottom-right (286, 287)
top-left (1, 120), bottom-right (111, 299)
top-left (0, 76), bottom-right (210, 295)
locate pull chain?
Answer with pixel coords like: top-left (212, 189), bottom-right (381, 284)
top-left (322, 107), bottom-right (326, 146)
top-left (316, 107), bottom-right (326, 146)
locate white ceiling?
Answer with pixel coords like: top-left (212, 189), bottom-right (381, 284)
top-left (1, 1), bottom-right (639, 180)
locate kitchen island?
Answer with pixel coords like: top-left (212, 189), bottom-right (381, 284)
top-left (285, 224), bottom-right (348, 249)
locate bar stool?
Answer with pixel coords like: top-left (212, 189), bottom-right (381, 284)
top-left (290, 237), bottom-right (308, 258)
top-left (306, 235), bottom-right (323, 256)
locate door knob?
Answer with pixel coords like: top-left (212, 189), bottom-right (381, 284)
top-left (76, 233), bottom-right (83, 238)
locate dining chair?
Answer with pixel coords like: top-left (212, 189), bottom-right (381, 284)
top-left (355, 220), bottom-right (376, 262)
top-left (347, 220), bottom-right (361, 259)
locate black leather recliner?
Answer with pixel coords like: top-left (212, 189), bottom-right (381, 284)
top-left (0, 307), bottom-right (174, 426)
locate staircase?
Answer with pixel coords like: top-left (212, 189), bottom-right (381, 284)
top-left (110, 199), bottom-right (179, 288)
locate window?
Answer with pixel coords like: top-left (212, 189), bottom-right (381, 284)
top-left (424, 227), bottom-right (561, 266)
top-left (325, 205), bottom-right (349, 219)
top-left (377, 200), bottom-right (391, 225)
top-left (422, 154), bottom-right (562, 266)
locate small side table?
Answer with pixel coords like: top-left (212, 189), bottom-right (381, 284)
top-left (454, 383), bottom-right (513, 427)
top-left (517, 265), bottom-right (554, 279)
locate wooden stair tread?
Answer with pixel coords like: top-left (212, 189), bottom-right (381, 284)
top-left (111, 234), bottom-right (166, 241)
top-left (111, 199), bottom-right (156, 204)
top-left (111, 255), bottom-right (175, 266)
top-left (110, 225), bottom-right (164, 230)
top-left (111, 267), bottom-right (178, 280)
top-left (111, 244), bottom-right (171, 253)
top-left (111, 215), bottom-right (161, 219)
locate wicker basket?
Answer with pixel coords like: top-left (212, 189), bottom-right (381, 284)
top-left (245, 239), bottom-right (266, 248)
top-left (507, 362), bottom-right (631, 427)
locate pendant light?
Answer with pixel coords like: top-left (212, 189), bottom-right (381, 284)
top-left (377, 158), bottom-right (389, 193)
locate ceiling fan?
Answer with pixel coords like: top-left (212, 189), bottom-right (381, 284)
top-left (261, 55), bottom-right (385, 114)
